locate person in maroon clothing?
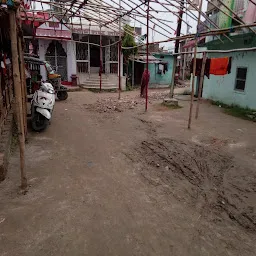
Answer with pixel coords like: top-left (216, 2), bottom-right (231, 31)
top-left (140, 69), bottom-right (150, 98)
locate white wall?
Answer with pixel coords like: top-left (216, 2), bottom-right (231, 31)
top-left (203, 51), bottom-right (256, 110)
top-left (38, 39), bottom-right (48, 81)
top-left (66, 41), bottom-right (76, 80)
top-left (38, 39), bottom-right (74, 81)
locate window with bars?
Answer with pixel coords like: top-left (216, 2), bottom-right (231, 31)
top-left (76, 43), bottom-right (88, 60)
top-left (235, 67), bottom-right (247, 91)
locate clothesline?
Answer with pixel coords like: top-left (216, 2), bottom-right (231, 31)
top-left (173, 46), bottom-right (256, 55)
top-left (190, 57), bottom-right (231, 78)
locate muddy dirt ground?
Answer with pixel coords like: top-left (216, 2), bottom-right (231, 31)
top-left (0, 89), bottom-right (256, 256)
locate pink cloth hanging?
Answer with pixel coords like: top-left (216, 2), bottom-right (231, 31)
top-left (244, 0), bottom-right (256, 24)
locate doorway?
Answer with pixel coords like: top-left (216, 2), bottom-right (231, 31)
top-left (45, 41), bottom-right (67, 81)
top-left (90, 45), bottom-right (100, 68)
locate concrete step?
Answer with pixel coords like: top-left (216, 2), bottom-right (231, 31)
top-left (85, 76), bottom-right (116, 79)
top-left (82, 81), bottom-right (117, 86)
top-left (85, 79), bottom-right (110, 82)
top-left (83, 80), bottom-right (116, 84)
top-left (81, 83), bottom-right (118, 88)
top-left (81, 85), bottom-right (118, 90)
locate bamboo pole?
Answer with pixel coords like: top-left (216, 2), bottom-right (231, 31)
top-left (195, 52), bottom-right (207, 119)
top-left (100, 26), bottom-right (102, 92)
top-left (114, 0), bottom-right (176, 35)
top-left (103, 1), bottom-right (145, 27)
top-left (118, 0), bottom-right (121, 99)
top-left (154, 0), bottom-right (191, 29)
top-left (164, 0), bottom-right (225, 43)
top-left (173, 46), bottom-right (256, 55)
top-left (248, 0), bottom-right (256, 7)
top-left (188, 0), bottom-right (203, 129)
top-left (145, 0), bottom-right (150, 112)
top-left (209, 1), bottom-right (247, 27)
top-left (99, 0), bottom-right (174, 37)
top-left (214, 0), bottom-right (256, 35)
top-left (120, 22), bottom-right (256, 50)
top-left (21, 3), bottom-right (256, 43)
top-left (18, 38), bottom-right (27, 138)
top-left (88, 21), bottom-right (91, 77)
top-left (170, 0), bottom-right (185, 98)
top-left (9, 10), bottom-right (27, 189)
top-left (186, 0), bottom-right (233, 42)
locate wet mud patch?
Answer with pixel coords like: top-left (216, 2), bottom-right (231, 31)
top-left (126, 138), bottom-right (256, 231)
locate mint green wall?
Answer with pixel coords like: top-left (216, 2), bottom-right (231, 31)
top-left (203, 51), bottom-right (256, 110)
top-left (148, 53), bottom-right (174, 87)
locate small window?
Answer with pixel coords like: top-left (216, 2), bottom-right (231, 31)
top-left (235, 67), bottom-right (247, 91)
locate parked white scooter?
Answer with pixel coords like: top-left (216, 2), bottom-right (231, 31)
top-left (31, 82), bottom-right (55, 132)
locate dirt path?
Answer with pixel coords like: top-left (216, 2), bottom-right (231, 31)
top-left (0, 90), bottom-right (255, 256)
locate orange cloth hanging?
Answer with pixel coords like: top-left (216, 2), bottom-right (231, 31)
top-left (209, 57), bottom-right (229, 76)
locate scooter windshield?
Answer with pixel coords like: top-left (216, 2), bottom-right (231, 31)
top-left (44, 62), bottom-right (55, 74)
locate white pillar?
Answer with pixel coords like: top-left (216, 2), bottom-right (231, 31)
top-left (38, 39), bottom-right (47, 81)
top-left (67, 40), bottom-right (76, 81)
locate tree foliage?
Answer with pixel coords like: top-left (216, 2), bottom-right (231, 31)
top-left (122, 24), bottom-right (138, 62)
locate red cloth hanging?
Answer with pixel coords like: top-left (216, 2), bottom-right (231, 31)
top-left (209, 57), bottom-right (229, 76)
top-left (140, 70), bottom-right (150, 97)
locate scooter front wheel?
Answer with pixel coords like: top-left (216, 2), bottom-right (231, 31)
top-left (57, 91), bottom-right (68, 100)
top-left (32, 112), bottom-right (49, 132)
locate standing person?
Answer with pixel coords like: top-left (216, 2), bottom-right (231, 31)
top-left (140, 69), bottom-right (150, 98)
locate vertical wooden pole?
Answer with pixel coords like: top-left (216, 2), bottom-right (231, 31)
top-left (100, 26), bottom-right (102, 92)
top-left (18, 38), bottom-right (27, 138)
top-left (9, 10), bottom-right (27, 189)
top-left (187, 0), bottom-right (203, 129)
top-left (132, 14), bottom-right (136, 89)
top-left (88, 21), bottom-right (91, 77)
top-left (170, 0), bottom-right (185, 98)
top-left (145, 0), bottom-right (150, 111)
top-left (118, 0), bottom-right (122, 99)
top-left (195, 52), bottom-right (206, 119)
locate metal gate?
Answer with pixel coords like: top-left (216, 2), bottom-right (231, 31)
top-left (76, 41), bottom-right (89, 74)
top-left (45, 41), bottom-right (67, 81)
top-left (105, 38), bottom-right (118, 74)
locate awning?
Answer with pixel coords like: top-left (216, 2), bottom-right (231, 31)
top-left (134, 55), bottom-right (160, 63)
top-left (183, 36), bottom-right (205, 48)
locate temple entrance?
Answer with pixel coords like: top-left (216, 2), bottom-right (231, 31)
top-left (90, 45), bottom-right (100, 69)
top-left (45, 41), bottom-right (67, 81)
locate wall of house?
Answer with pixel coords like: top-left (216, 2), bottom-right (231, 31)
top-left (148, 54), bottom-right (174, 88)
top-left (38, 39), bottom-right (75, 82)
top-left (38, 39), bottom-right (48, 81)
top-left (67, 41), bottom-right (77, 79)
top-left (203, 50), bottom-right (256, 110)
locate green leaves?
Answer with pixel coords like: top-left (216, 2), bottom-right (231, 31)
top-left (122, 24), bottom-right (138, 61)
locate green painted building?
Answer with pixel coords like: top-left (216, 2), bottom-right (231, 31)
top-left (202, 33), bottom-right (256, 110)
top-left (130, 52), bottom-right (174, 88)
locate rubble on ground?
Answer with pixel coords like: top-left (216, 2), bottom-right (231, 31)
top-left (83, 91), bottom-right (173, 113)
